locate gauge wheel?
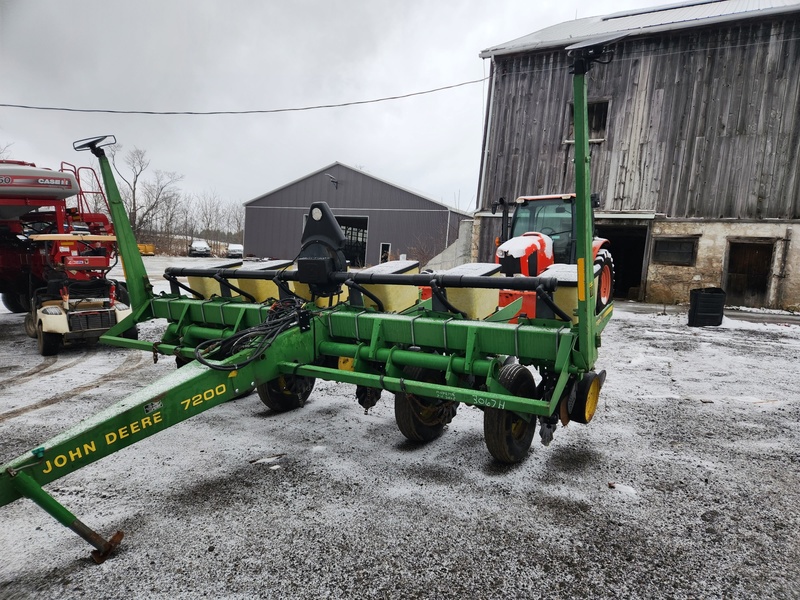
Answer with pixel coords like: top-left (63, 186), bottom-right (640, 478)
top-left (483, 363), bottom-right (537, 464)
top-left (394, 366), bottom-right (457, 442)
top-left (37, 322), bottom-right (61, 357)
top-left (569, 371), bottom-right (603, 424)
top-left (257, 374), bottom-right (315, 412)
top-left (596, 250), bottom-right (615, 312)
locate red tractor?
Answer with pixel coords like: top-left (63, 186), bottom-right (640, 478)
top-left (0, 159), bottom-right (134, 355)
top-left (493, 194), bottom-right (614, 320)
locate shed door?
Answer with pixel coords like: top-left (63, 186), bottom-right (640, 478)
top-left (725, 241), bottom-right (773, 307)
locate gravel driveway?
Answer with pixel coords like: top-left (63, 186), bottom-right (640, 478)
top-left (1, 292), bottom-right (799, 599)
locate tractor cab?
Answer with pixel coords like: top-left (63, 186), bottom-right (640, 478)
top-left (509, 195), bottom-right (577, 264)
top-left (493, 193), bottom-right (605, 278)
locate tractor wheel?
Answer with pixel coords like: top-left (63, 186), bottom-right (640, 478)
top-left (257, 374), bottom-right (315, 412)
top-left (394, 366), bottom-right (457, 442)
top-left (37, 322), bottom-right (61, 357)
top-left (568, 370), bottom-right (605, 424)
top-left (24, 312), bottom-right (38, 338)
top-left (2, 293), bottom-right (27, 313)
top-left (595, 250), bottom-right (615, 312)
top-left (483, 364), bottom-right (537, 464)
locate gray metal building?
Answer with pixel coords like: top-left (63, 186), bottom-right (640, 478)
top-left (244, 163), bottom-right (470, 267)
top-left (475, 0), bottom-right (800, 309)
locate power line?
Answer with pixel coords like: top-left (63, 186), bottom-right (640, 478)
top-left (0, 77), bottom-right (488, 116)
top-left (4, 31), bottom-right (795, 117)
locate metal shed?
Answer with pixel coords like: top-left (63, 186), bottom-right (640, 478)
top-left (244, 163), bottom-right (470, 267)
top-left (475, 0), bottom-right (800, 309)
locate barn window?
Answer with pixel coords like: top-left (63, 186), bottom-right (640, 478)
top-left (652, 237), bottom-right (698, 266)
top-left (565, 100), bottom-right (609, 143)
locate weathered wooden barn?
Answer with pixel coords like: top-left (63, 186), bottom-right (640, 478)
top-left (475, 0), bottom-right (800, 309)
top-left (244, 162), bottom-right (470, 267)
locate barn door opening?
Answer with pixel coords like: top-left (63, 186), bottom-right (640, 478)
top-left (725, 240), bottom-right (774, 307)
top-left (335, 216), bottom-right (368, 268)
top-left (594, 224), bottom-right (648, 300)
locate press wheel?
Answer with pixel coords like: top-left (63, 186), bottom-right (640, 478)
top-left (394, 366), bottom-right (456, 442)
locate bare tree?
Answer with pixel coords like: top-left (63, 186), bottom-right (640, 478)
top-left (0, 141), bottom-right (12, 159)
top-left (407, 224), bottom-right (448, 268)
top-left (110, 145), bottom-right (183, 238)
top-left (152, 191), bottom-right (188, 255)
top-left (195, 191), bottom-right (224, 253)
top-left (225, 202), bottom-right (245, 243)
top-left (141, 170), bottom-right (183, 234)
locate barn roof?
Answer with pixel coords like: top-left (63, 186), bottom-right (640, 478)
top-left (245, 161), bottom-right (472, 217)
top-left (480, 0), bottom-right (800, 58)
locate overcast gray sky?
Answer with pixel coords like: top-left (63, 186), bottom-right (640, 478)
top-left (1, 0), bottom-right (672, 212)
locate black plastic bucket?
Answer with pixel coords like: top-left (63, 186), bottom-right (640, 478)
top-left (688, 287), bottom-right (726, 327)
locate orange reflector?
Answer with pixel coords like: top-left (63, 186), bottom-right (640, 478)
top-left (577, 258), bottom-right (585, 301)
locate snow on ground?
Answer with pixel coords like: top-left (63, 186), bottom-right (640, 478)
top-left (1, 264), bottom-right (800, 598)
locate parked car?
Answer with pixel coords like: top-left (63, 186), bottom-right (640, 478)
top-left (226, 243), bottom-right (244, 258)
top-left (188, 240), bottom-right (211, 257)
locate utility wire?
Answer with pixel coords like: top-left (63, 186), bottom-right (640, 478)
top-left (0, 77), bottom-right (487, 116)
top-left (3, 32), bottom-right (795, 117)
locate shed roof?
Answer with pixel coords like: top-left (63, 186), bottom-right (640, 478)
top-left (479, 0), bottom-right (800, 58)
top-left (245, 161), bottom-right (471, 217)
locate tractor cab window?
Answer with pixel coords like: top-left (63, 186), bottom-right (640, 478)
top-left (510, 200), bottom-right (574, 263)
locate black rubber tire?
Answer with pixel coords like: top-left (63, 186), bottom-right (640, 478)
top-left (116, 281), bottom-right (130, 304)
top-left (113, 283), bottom-right (138, 339)
top-left (257, 375), bottom-right (315, 412)
top-left (394, 366), bottom-right (456, 442)
top-left (595, 249), bottom-right (615, 312)
top-left (483, 364), bottom-right (537, 464)
top-left (37, 322), bottom-right (61, 356)
top-left (24, 312), bottom-right (38, 338)
top-left (2, 292), bottom-right (27, 313)
top-left (121, 325), bottom-right (139, 340)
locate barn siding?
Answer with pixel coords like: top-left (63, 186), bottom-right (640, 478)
top-left (479, 15), bottom-right (800, 222)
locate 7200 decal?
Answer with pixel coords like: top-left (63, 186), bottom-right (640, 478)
top-left (180, 384), bottom-right (227, 411)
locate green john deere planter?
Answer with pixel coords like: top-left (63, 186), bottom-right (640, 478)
top-left (0, 41), bottom-right (614, 563)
